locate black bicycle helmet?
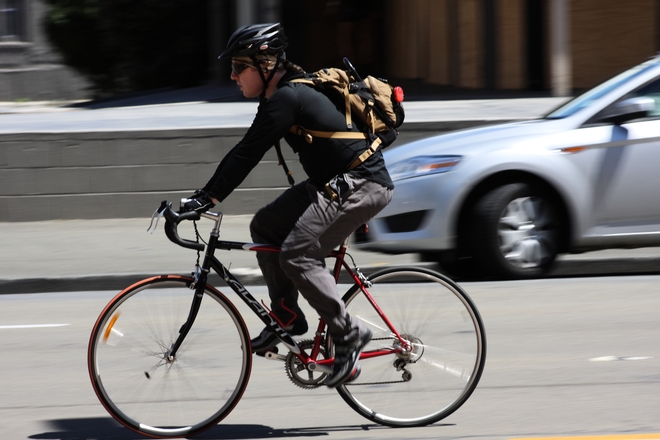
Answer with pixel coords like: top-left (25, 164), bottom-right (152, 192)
top-left (219, 23), bottom-right (288, 59)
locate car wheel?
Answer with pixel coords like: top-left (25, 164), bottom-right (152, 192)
top-left (470, 183), bottom-right (560, 279)
top-left (421, 251), bottom-right (473, 281)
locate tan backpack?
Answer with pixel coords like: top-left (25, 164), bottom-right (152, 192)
top-left (275, 58), bottom-right (405, 185)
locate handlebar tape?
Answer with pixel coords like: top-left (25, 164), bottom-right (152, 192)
top-left (162, 204), bottom-right (206, 251)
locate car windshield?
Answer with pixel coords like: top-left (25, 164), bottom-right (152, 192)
top-left (545, 57), bottom-right (660, 119)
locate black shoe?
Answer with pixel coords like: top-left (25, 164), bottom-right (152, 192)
top-left (345, 364), bottom-right (361, 383)
top-left (251, 319), bottom-right (308, 356)
top-left (325, 328), bottom-right (372, 388)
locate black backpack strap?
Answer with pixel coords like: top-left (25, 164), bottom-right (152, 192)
top-left (274, 141), bottom-right (295, 186)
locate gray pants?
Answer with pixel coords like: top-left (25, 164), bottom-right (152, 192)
top-left (250, 174), bottom-right (392, 343)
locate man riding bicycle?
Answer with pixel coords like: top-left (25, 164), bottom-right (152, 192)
top-left (180, 23), bottom-right (393, 387)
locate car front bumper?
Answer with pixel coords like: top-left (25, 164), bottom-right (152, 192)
top-left (355, 172), bottom-right (460, 254)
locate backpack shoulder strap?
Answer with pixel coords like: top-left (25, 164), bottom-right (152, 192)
top-left (289, 71), bottom-right (353, 129)
top-left (348, 137), bottom-right (383, 170)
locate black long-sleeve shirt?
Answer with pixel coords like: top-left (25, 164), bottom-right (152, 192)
top-left (202, 71), bottom-right (393, 202)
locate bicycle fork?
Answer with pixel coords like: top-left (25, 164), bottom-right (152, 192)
top-left (166, 272), bottom-right (207, 361)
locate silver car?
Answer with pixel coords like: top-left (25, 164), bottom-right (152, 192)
top-left (358, 55), bottom-right (660, 279)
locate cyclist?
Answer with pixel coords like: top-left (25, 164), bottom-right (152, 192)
top-left (181, 23), bottom-right (393, 387)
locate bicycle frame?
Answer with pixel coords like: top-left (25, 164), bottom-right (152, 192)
top-left (166, 209), bottom-right (410, 373)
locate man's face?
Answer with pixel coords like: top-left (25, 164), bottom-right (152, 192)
top-left (230, 60), bottom-right (263, 98)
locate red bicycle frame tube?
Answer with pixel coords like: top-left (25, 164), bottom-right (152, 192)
top-left (286, 241), bottom-right (411, 368)
top-left (214, 236), bottom-right (412, 366)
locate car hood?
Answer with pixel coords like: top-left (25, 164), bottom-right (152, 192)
top-left (386, 118), bottom-right (571, 162)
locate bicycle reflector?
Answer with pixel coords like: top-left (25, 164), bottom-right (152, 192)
top-left (103, 312), bottom-right (121, 344)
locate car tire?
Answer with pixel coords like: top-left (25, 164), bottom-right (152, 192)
top-left (470, 183), bottom-right (560, 279)
top-left (421, 251), bottom-right (474, 281)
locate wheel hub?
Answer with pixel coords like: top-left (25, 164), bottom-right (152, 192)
top-left (498, 196), bottom-right (553, 269)
top-left (395, 334), bottom-right (424, 363)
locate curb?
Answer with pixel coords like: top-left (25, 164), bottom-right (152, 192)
top-left (0, 264), bottom-right (426, 295)
top-left (2, 257), bottom-right (660, 294)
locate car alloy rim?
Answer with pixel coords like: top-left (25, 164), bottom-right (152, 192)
top-left (497, 196), bottom-right (554, 269)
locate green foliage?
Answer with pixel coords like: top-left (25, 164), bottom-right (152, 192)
top-left (44, 0), bottom-right (209, 96)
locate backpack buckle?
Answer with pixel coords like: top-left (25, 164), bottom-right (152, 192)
top-left (291, 125), bottom-right (313, 143)
top-left (292, 125), bottom-right (305, 136)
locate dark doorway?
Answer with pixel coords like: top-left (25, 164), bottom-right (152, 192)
top-left (525, 0), bottom-right (546, 90)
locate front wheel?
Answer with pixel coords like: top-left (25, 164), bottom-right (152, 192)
top-left (337, 267), bottom-right (486, 427)
top-left (88, 275), bottom-right (252, 438)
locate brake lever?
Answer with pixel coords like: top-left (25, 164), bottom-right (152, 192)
top-left (147, 200), bottom-right (168, 233)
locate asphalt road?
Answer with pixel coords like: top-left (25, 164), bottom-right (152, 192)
top-left (1, 276), bottom-right (659, 439)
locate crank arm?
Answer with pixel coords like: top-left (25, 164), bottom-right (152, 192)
top-left (264, 351), bottom-right (286, 361)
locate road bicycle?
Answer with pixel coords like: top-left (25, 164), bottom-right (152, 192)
top-left (88, 201), bottom-right (487, 439)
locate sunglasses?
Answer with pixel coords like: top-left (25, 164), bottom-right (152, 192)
top-left (231, 61), bottom-right (253, 75)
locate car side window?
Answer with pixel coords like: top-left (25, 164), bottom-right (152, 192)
top-left (622, 77), bottom-right (660, 118)
top-left (587, 77), bottom-right (660, 126)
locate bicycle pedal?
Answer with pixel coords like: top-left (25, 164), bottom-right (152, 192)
top-left (254, 346), bottom-right (278, 357)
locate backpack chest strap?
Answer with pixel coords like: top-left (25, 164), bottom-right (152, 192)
top-left (288, 125), bottom-right (382, 171)
top-left (289, 125), bottom-right (366, 144)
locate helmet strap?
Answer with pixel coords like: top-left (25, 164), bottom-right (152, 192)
top-left (252, 52), bottom-right (283, 98)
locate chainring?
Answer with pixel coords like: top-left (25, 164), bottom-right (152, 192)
top-left (284, 339), bottom-right (329, 389)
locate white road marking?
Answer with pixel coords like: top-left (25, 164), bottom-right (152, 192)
top-left (0, 324), bottom-right (70, 329)
top-left (589, 355), bottom-right (653, 362)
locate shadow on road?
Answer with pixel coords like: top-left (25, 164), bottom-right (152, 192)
top-left (30, 418), bottom-right (135, 439)
top-left (30, 418), bottom-right (454, 439)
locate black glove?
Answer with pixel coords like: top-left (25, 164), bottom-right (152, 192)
top-left (180, 190), bottom-right (215, 213)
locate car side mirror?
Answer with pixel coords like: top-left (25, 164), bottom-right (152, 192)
top-left (595, 96), bottom-right (655, 125)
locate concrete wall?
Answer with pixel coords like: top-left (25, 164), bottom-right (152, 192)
top-left (0, 128), bottom-right (295, 221)
top-left (0, 122), bottom-right (483, 221)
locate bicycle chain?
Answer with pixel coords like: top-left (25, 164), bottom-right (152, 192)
top-left (283, 337), bottom-right (411, 387)
top-left (346, 379), bottom-right (408, 386)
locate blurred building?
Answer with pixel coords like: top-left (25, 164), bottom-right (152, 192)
top-left (1, 0), bottom-right (657, 101)
top-left (379, 0), bottom-right (658, 95)
top-left (229, 0), bottom-right (658, 96)
top-left (0, 0), bottom-right (88, 101)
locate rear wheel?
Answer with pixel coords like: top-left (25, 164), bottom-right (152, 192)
top-left (336, 267), bottom-right (486, 427)
top-left (88, 276), bottom-right (251, 438)
top-left (471, 182), bottom-right (561, 279)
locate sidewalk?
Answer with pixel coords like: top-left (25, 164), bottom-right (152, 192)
top-left (0, 215), bottom-right (423, 293)
top-left (0, 96), bottom-right (567, 133)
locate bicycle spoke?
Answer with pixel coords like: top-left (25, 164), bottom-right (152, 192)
top-left (354, 314), bottom-right (388, 332)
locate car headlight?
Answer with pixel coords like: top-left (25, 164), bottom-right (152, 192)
top-left (388, 155), bottom-right (462, 181)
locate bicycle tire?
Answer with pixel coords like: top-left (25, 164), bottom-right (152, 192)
top-left (88, 275), bottom-right (252, 438)
top-left (336, 267), bottom-right (486, 427)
